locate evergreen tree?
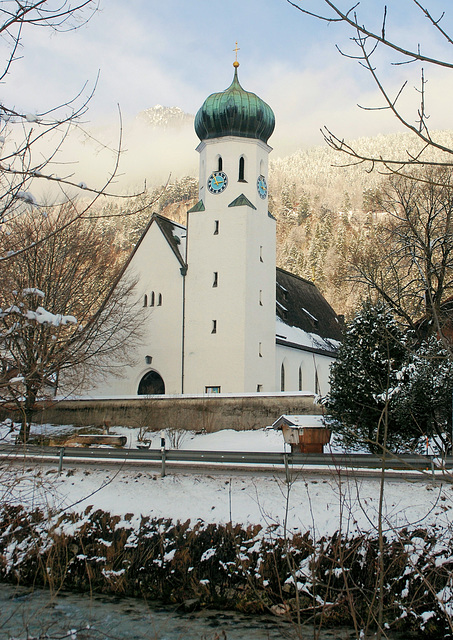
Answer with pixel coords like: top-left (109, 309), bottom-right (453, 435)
top-left (393, 338), bottom-right (453, 455)
top-left (324, 302), bottom-right (413, 453)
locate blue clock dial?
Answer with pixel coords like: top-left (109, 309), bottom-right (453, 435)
top-left (207, 171), bottom-right (228, 194)
top-left (257, 174), bottom-right (267, 199)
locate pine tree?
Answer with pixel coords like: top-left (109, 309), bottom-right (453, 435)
top-left (324, 302), bottom-right (412, 453)
top-left (393, 338), bottom-right (453, 455)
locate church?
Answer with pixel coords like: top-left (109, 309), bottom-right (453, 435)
top-left (90, 61), bottom-right (343, 399)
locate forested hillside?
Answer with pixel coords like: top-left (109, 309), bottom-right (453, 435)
top-left (99, 128), bottom-right (453, 319)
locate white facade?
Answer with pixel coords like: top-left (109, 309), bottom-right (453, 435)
top-left (183, 136), bottom-right (276, 394)
top-left (276, 344), bottom-right (333, 398)
top-left (87, 67), bottom-right (341, 399)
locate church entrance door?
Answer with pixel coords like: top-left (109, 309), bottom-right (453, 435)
top-left (138, 371), bottom-right (165, 395)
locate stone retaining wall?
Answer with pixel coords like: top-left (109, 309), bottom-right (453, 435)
top-left (33, 393), bottom-right (321, 431)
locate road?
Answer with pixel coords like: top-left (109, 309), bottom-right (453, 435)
top-left (0, 444), bottom-right (451, 481)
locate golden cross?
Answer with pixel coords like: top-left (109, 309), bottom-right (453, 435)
top-left (233, 41), bottom-right (240, 63)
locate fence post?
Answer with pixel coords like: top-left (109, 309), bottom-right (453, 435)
top-left (58, 447), bottom-right (65, 475)
top-left (284, 452), bottom-right (290, 484)
top-left (161, 433), bottom-right (166, 478)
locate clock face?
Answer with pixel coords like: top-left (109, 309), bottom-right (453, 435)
top-left (207, 171), bottom-right (228, 194)
top-left (257, 174), bottom-right (267, 199)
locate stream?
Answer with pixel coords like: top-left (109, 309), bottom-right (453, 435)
top-left (0, 583), bottom-right (401, 640)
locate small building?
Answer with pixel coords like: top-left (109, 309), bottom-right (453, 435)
top-left (272, 414), bottom-right (331, 453)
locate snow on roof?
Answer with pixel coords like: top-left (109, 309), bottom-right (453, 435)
top-left (276, 317), bottom-right (340, 354)
top-left (275, 269), bottom-right (343, 348)
top-left (302, 307), bottom-right (318, 323)
top-left (272, 414), bottom-right (326, 429)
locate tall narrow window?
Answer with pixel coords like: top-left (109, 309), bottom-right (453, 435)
top-left (298, 366), bottom-right (303, 391)
top-left (143, 294), bottom-right (148, 307)
top-left (214, 220), bottom-right (219, 235)
top-left (212, 320), bottom-right (217, 334)
top-left (257, 384), bottom-right (263, 392)
top-left (280, 363), bottom-right (285, 392)
top-left (218, 156), bottom-right (223, 171)
top-left (238, 156), bottom-right (245, 181)
top-left (259, 290), bottom-right (263, 306)
top-left (157, 293), bottom-right (162, 306)
top-left (260, 246), bottom-right (263, 263)
top-left (150, 292), bottom-right (155, 307)
top-left (315, 370), bottom-right (320, 395)
top-left (213, 272), bottom-right (218, 287)
top-left (259, 342), bottom-right (262, 357)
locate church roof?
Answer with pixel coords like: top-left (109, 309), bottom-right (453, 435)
top-left (194, 65), bottom-right (275, 144)
top-left (228, 193), bottom-right (256, 210)
top-left (152, 214), bottom-right (187, 267)
top-left (119, 213), bottom-right (187, 280)
top-left (276, 268), bottom-right (343, 355)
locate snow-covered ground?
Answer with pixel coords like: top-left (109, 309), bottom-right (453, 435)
top-left (1, 421), bottom-right (452, 540)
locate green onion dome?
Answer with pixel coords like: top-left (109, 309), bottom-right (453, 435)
top-left (195, 64), bottom-right (275, 144)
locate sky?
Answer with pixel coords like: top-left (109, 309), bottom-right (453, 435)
top-left (4, 0), bottom-right (453, 189)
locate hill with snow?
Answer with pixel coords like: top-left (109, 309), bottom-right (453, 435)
top-left (136, 104), bottom-right (194, 129)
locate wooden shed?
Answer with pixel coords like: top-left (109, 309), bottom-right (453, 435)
top-left (272, 414), bottom-right (331, 453)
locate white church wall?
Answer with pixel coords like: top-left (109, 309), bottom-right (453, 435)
top-left (197, 136), bottom-right (272, 208)
top-left (184, 135), bottom-right (276, 394)
top-left (243, 209), bottom-right (276, 392)
top-left (184, 206), bottom-right (248, 393)
top-left (89, 220), bottom-right (185, 397)
top-left (276, 343), bottom-right (335, 396)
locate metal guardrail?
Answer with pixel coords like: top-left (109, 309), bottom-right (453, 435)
top-left (0, 444), bottom-right (451, 474)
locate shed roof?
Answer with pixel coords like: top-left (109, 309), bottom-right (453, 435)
top-left (272, 414), bottom-right (326, 430)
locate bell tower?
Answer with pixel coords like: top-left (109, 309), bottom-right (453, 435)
top-left (183, 58), bottom-right (276, 394)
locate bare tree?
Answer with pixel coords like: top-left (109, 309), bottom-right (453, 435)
top-left (0, 1), bottom-right (163, 260)
top-left (286, 0), bottom-right (453, 176)
top-left (349, 167), bottom-right (453, 341)
top-left (0, 205), bottom-right (142, 441)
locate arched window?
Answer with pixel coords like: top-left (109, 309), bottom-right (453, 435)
top-left (280, 363), bottom-right (285, 392)
top-left (218, 156), bottom-right (223, 171)
top-left (150, 292), bottom-right (155, 307)
top-left (238, 156), bottom-right (245, 181)
top-left (158, 293), bottom-right (162, 306)
top-left (143, 294), bottom-right (148, 307)
top-left (138, 371), bottom-right (165, 395)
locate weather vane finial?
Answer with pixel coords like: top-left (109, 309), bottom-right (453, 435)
top-left (233, 41), bottom-right (240, 68)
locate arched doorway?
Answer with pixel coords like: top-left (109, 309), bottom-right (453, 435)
top-left (138, 371), bottom-right (165, 395)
